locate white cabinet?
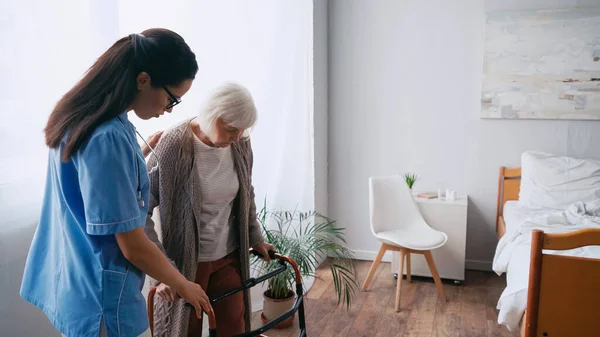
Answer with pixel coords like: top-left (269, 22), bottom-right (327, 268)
top-left (391, 193), bottom-right (468, 282)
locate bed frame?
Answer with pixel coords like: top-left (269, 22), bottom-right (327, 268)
top-left (496, 166), bottom-right (522, 239)
top-left (525, 228), bottom-right (600, 337)
top-left (496, 166), bottom-right (527, 336)
top-left (497, 165), bottom-right (600, 336)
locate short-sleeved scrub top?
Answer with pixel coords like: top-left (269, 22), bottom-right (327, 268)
top-left (20, 112), bottom-right (150, 337)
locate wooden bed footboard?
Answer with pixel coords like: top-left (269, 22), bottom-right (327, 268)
top-left (523, 228), bottom-right (600, 336)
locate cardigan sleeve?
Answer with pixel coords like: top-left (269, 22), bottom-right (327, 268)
top-left (143, 196), bottom-right (177, 272)
top-left (246, 139), bottom-right (265, 246)
top-left (143, 128), bottom-right (184, 280)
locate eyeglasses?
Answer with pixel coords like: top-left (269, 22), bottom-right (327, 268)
top-left (163, 86), bottom-right (181, 109)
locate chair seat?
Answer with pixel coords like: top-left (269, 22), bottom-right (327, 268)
top-left (375, 227), bottom-right (448, 251)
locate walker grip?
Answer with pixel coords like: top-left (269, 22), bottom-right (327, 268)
top-left (250, 249), bottom-right (277, 260)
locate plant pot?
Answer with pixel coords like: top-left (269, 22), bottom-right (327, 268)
top-left (261, 290), bottom-right (295, 329)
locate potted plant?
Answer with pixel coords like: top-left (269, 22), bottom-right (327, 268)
top-left (404, 172), bottom-right (418, 190)
top-left (253, 202), bottom-right (358, 328)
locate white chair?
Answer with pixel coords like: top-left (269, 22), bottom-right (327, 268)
top-left (362, 175), bottom-right (448, 312)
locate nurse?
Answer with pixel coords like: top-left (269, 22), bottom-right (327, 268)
top-left (20, 29), bottom-right (210, 337)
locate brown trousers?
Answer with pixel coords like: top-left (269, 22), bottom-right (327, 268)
top-left (187, 251), bottom-right (246, 337)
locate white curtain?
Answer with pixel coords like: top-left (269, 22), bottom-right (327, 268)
top-left (1, 2), bottom-right (103, 336)
top-left (0, 1), bottom-right (314, 335)
top-left (0, 0), bottom-right (97, 234)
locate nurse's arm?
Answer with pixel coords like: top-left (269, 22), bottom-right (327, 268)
top-left (143, 194), bottom-right (176, 270)
top-left (115, 227), bottom-right (213, 317)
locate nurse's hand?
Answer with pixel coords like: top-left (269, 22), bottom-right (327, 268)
top-left (141, 131), bottom-right (163, 158)
top-left (115, 227), bottom-right (211, 317)
top-left (178, 280), bottom-right (213, 318)
top-left (156, 283), bottom-right (179, 302)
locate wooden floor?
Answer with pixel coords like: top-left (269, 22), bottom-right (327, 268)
top-left (251, 260), bottom-right (519, 337)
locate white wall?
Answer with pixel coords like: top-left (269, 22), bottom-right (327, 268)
top-left (328, 0), bottom-right (600, 270)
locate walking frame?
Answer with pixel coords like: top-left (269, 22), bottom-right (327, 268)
top-left (147, 250), bottom-right (307, 337)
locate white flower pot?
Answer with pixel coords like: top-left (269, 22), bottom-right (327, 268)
top-left (261, 290), bottom-right (295, 329)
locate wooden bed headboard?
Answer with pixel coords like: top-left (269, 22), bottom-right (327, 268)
top-left (496, 166), bottom-right (521, 238)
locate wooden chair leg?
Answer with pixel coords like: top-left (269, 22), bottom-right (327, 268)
top-left (362, 244), bottom-right (387, 291)
top-left (395, 249), bottom-right (406, 312)
top-left (424, 251), bottom-right (446, 302)
top-left (406, 251), bottom-right (411, 283)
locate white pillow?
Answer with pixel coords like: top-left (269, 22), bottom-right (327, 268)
top-left (519, 151), bottom-right (600, 210)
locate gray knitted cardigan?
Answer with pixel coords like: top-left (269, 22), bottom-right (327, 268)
top-left (144, 119), bottom-right (264, 337)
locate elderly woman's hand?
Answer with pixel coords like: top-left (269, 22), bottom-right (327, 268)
top-left (252, 241), bottom-right (276, 262)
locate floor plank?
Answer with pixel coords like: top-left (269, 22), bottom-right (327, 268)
top-left (318, 260), bottom-right (372, 337)
top-left (403, 282), bottom-right (438, 337)
top-left (432, 282), bottom-right (462, 337)
top-left (460, 285), bottom-right (488, 337)
top-left (346, 261), bottom-right (394, 336)
top-left (374, 274), bottom-right (416, 337)
top-left (252, 261), bottom-right (517, 337)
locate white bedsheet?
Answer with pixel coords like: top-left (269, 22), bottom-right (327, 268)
top-left (493, 201), bottom-right (600, 331)
top-left (503, 201), bottom-right (556, 236)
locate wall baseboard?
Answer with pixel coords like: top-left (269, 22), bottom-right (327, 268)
top-left (345, 249), bottom-right (493, 272)
top-left (348, 249), bottom-right (394, 263)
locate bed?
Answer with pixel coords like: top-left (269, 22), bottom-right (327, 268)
top-left (493, 151), bottom-right (600, 336)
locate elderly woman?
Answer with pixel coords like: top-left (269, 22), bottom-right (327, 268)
top-left (144, 83), bottom-right (274, 337)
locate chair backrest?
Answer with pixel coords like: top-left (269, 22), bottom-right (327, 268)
top-left (368, 175), bottom-right (428, 235)
top-left (525, 228), bottom-right (600, 337)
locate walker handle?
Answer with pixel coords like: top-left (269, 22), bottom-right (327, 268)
top-left (250, 249), bottom-right (277, 260)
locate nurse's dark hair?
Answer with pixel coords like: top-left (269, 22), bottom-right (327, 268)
top-left (44, 28), bottom-right (198, 161)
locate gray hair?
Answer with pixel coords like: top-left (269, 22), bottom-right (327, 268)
top-left (197, 83), bottom-right (257, 140)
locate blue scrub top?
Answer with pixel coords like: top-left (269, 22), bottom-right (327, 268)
top-left (20, 112), bottom-right (150, 337)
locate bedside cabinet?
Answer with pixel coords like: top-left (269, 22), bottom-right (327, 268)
top-left (391, 192), bottom-right (468, 283)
